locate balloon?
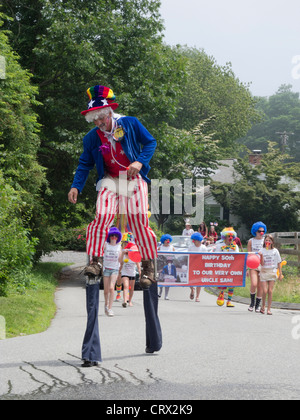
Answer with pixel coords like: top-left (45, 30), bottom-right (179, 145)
top-left (128, 245), bottom-right (141, 263)
top-left (277, 260), bottom-right (287, 278)
top-left (246, 254), bottom-right (260, 269)
top-left (129, 245), bottom-right (139, 252)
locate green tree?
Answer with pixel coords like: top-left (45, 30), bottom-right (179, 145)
top-left (238, 85), bottom-right (300, 161)
top-left (150, 118), bottom-right (223, 230)
top-left (2, 0), bottom-right (186, 233)
top-left (0, 12), bottom-right (50, 259)
top-left (210, 143), bottom-right (300, 232)
top-left (0, 170), bottom-right (37, 296)
top-left (171, 47), bottom-right (260, 152)
top-left (1, 1), bottom-right (263, 248)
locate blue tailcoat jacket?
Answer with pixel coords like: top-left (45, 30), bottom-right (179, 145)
top-left (71, 116), bottom-right (157, 193)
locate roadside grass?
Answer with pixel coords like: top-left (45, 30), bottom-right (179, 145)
top-left (0, 262), bottom-right (69, 339)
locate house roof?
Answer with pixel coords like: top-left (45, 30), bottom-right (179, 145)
top-left (203, 159), bottom-right (237, 198)
top-left (209, 159), bottom-right (237, 184)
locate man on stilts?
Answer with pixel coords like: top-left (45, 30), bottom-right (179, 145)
top-left (68, 85), bottom-right (162, 366)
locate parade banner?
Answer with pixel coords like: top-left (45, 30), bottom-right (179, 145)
top-left (157, 252), bottom-right (247, 288)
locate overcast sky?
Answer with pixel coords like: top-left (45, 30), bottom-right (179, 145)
top-left (159, 0), bottom-right (300, 97)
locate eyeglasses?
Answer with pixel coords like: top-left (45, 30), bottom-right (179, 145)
top-left (258, 230), bottom-right (265, 233)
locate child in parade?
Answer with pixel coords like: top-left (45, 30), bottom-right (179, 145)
top-left (103, 227), bottom-right (122, 317)
top-left (158, 234), bottom-right (175, 300)
top-left (259, 234), bottom-right (283, 315)
top-left (214, 227), bottom-right (239, 308)
top-left (198, 222), bottom-right (208, 238)
top-left (119, 240), bottom-right (141, 307)
top-left (247, 221), bottom-right (267, 313)
top-left (182, 220), bottom-right (194, 236)
top-left (188, 232), bottom-right (208, 302)
top-left (115, 232), bottom-right (134, 302)
top-left (207, 223), bottom-right (218, 243)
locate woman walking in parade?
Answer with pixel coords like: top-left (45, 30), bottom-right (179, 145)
top-left (247, 221), bottom-right (267, 313)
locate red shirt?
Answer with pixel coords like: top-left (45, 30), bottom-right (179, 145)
top-left (97, 129), bottom-right (131, 178)
top-left (208, 231), bottom-right (218, 242)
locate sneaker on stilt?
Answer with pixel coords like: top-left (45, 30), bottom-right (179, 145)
top-left (140, 259), bottom-right (156, 290)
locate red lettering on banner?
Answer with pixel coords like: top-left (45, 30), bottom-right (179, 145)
top-left (157, 252), bottom-right (247, 288)
top-left (189, 253), bottom-right (246, 287)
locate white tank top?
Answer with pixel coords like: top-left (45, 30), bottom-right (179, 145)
top-left (249, 237), bottom-right (264, 253)
top-left (103, 243), bottom-right (121, 270)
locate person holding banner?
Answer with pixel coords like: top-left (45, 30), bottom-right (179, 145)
top-left (214, 227), bottom-right (239, 307)
top-left (247, 221), bottom-right (267, 313)
top-left (158, 234), bottom-right (176, 300)
top-left (188, 232), bottom-right (208, 302)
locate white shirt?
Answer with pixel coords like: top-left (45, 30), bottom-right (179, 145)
top-left (188, 244), bottom-right (208, 253)
top-left (121, 258), bottom-right (136, 277)
top-left (166, 263), bottom-right (173, 275)
top-left (260, 248), bottom-right (281, 272)
top-left (103, 243), bottom-right (121, 270)
top-left (249, 237), bottom-right (264, 253)
top-left (182, 228), bottom-right (194, 236)
top-left (158, 244), bottom-right (175, 252)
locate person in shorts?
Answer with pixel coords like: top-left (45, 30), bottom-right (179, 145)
top-left (119, 240), bottom-right (141, 307)
top-left (188, 232), bottom-right (208, 302)
top-left (259, 234), bottom-right (283, 315)
top-left (247, 221), bottom-right (267, 312)
top-left (103, 227), bottom-right (122, 317)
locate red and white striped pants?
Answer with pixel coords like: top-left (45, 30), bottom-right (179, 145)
top-left (86, 176), bottom-right (157, 260)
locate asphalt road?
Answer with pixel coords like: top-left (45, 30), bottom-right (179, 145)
top-left (0, 252), bottom-right (300, 401)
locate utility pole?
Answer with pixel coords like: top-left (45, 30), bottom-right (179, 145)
top-left (276, 131), bottom-right (294, 152)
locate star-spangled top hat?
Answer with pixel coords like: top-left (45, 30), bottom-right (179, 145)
top-left (81, 85), bottom-right (119, 115)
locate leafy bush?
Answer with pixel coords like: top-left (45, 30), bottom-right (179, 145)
top-left (0, 171), bottom-right (38, 296)
top-left (51, 225), bottom-right (87, 252)
top-left (49, 219), bottom-right (163, 252)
